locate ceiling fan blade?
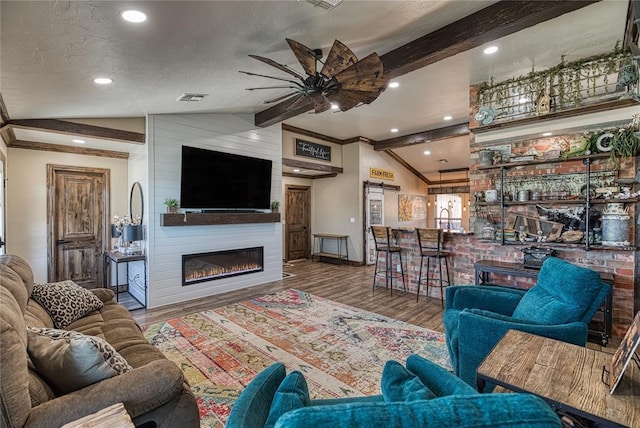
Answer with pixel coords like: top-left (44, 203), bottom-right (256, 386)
top-left (248, 54), bottom-right (306, 80)
top-left (246, 85), bottom-right (301, 91)
top-left (333, 89), bottom-right (381, 104)
top-left (269, 93), bottom-right (314, 114)
top-left (321, 40), bottom-right (357, 77)
top-left (264, 92), bottom-right (300, 104)
top-left (326, 91), bottom-right (362, 111)
top-left (286, 39), bottom-right (317, 76)
top-left (313, 96), bottom-right (331, 113)
top-left (334, 53), bottom-right (387, 92)
top-left (239, 70), bottom-right (302, 85)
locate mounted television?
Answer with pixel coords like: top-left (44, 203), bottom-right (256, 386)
top-left (180, 146), bottom-right (272, 211)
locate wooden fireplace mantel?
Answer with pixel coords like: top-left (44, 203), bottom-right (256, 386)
top-left (161, 212), bottom-right (281, 226)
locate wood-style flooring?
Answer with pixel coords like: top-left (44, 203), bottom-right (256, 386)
top-left (131, 260), bottom-right (445, 332)
top-left (130, 259), bottom-right (617, 352)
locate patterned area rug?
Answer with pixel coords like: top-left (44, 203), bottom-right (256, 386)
top-left (142, 289), bottom-right (450, 427)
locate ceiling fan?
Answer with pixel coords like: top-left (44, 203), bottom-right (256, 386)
top-left (240, 39), bottom-right (388, 114)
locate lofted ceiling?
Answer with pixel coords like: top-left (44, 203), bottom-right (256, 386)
top-left (0, 0), bottom-right (631, 179)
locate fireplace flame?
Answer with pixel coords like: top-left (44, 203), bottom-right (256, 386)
top-left (184, 262), bottom-right (261, 283)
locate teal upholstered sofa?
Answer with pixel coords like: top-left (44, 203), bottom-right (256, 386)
top-left (226, 354), bottom-right (561, 428)
top-left (443, 257), bottom-right (610, 388)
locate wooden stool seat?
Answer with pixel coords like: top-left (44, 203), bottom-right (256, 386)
top-left (370, 226), bottom-right (406, 295)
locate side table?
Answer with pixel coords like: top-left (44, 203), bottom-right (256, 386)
top-left (103, 250), bottom-right (147, 310)
top-left (311, 233), bottom-right (349, 265)
top-left (477, 329), bottom-right (639, 427)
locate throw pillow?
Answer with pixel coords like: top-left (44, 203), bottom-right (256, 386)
top-left (31, 280), bottom-right (103, 329)
top-left (26, 326), bottom-right (132, 394)
top-left (513, 257), bottom-right (603, 324)
top-left (381, 360), bottom-right (436, 402)
top-left (265, 371), bottom-right (310, 428)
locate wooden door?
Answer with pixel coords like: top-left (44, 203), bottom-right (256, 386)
top-left (47, 165), bottom-right (110, 288)
top-left (285, 185), bottom-right (311, 261)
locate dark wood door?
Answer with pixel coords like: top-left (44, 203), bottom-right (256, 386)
top-left (47, 165), bottom-right (110, 288)
top-left (285, 185), bottom-right (311, 261)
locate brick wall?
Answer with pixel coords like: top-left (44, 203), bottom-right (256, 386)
top-left (466, 134), bottom-right (636, 339)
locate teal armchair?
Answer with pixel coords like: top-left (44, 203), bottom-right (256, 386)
top-left (443, 257), bottom-right (610, 389)
top-left (227, 354), bottom-right (561, 428)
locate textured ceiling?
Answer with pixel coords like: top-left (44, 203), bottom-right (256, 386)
top-left (0, 0), bottom-right (630, 174)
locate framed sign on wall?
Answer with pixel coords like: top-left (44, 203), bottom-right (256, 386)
top-left (295, 139), bottom-right (332, 162)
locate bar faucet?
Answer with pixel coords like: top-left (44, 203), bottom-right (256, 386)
top-left (439, 208), bottom-right (451, 231)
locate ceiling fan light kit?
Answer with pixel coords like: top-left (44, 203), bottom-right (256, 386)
top-left (240, 38), bottom-right (388, 117)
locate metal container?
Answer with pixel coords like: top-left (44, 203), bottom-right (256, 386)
top-left (485, 189), bottom-right (498, 203)
top-left (479, 150), bottom-right (494, 166)
top-left (601, 203), bottom-right (630, 246)
top-left (517, 190), bottom-right (530, 202)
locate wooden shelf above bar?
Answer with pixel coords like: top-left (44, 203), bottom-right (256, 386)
top-left (470, 98), bottom-right (639, 134)
top-left (161, 212), bottom-right (281, 226)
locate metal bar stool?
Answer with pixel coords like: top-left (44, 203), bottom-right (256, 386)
top-left (371, 226), bottom-right (406, 295)
top-left (416, 228), bottom-right (451, 306)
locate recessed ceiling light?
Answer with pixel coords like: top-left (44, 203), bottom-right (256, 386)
top-left (121, 10), bottom-right (147, 23)
top-left (72, 139), bottom-right (85, 144)
top-left (542, 132), bottom-right (553, 137)
top-left (483, 46), bottom-right (499, 55)
top-left (293, 169), bottom-right (301, 172)
top-left (93, 77), bottom-right (113, 85)
top-left (443, 115), bottom-right (452, 121)
top-left (390, 128), bottom-right (399, 133)
top-left (388, 82), bottom-right (399, 88)
top-left (423, 150), bottom-right (431, 155)
top-left (330, 103), bottom-right (339, 110)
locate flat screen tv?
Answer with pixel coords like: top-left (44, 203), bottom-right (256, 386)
top-left (180, 145), bottom-right (272, 210)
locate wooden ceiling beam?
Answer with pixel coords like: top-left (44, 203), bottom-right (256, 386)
top-left (374, 123), bottom-right (469, 151)
top-left (382, 0), bottom-right (599, 79)
top-left (282, 124), bottom-right (344, 145)
top-left (254, 0), bottom-right (598, 127)
top-left (283, 157), bottom-right (344, 174)
top-left (283, 172), bottom-right (338, 180)
top-left (8, 139), bottom-right (129, 159)
top-left (6, 119), bottom-right (145, 144)
top-left (385, 150), bottom-right (430, 185)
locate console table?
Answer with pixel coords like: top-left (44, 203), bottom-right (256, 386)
top-left (311, 233), bottom-right (349, 265)
top-left (477, 330), bottom-right (639, 428)
top-left (474, 259), bottom-right (613, 346)
top-left (103, 250), bottom-right (147, 310)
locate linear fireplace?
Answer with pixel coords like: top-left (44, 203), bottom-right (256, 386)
top-left (182, 247), bottom-right (264, 286)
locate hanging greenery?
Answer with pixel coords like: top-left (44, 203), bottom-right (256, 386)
top-left (475, 43), bottom-right (632, 124)
top-left (564, 115), bottom-right (640, 166)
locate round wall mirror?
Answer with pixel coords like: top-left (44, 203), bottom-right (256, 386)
top-left (130, 182), bottom-right (144, 223)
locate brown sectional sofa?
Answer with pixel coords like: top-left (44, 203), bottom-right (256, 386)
top-left (0, 254), bottom-right (199, 428)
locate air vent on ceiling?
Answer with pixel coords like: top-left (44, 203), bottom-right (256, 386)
top-left (306, 0), bottom-right (342, 10)
top-left (177, 93), bottom-right (208, 102)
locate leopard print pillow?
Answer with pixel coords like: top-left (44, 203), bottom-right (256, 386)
top-left (27, 326), bottom-right (132, 393)
top-left (31, 280), bottom-right (104, 329)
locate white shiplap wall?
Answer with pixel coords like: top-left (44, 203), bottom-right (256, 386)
top-left (147, 113), bottom-right (282, 308)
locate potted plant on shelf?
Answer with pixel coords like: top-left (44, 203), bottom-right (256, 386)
top-left (564, 114), bottom-right (640, 166)
top-left (271, 201), bottom-right (280, 213)
top-left (164, 197), bottom-right (179, 213)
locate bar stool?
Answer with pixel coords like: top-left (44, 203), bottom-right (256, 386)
top-left (416, 228), bottom-right (451, 307)
top-left (371, 226), bottom-right (406, 295)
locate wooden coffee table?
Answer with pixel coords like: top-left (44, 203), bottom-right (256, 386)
top-left (476, 330), bottom-right (639, 428)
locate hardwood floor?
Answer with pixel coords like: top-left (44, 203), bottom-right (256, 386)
top-left (131, 260), bottom-right (446, 332)
top-left (130, 259), bottom-right (617, 352)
